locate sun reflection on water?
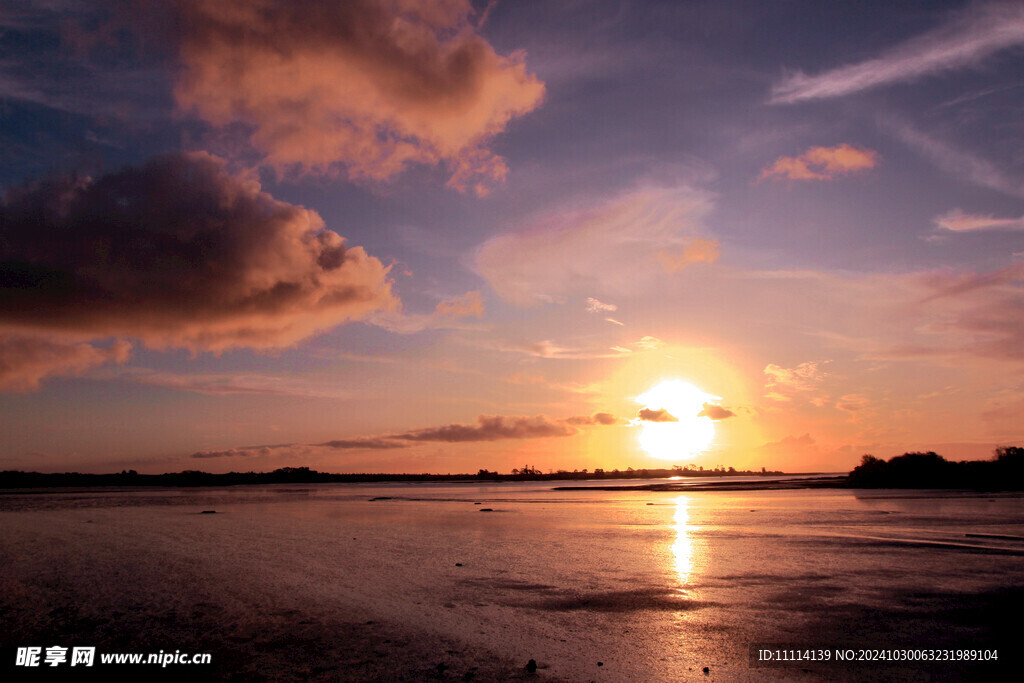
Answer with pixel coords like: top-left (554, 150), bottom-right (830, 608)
top-left (672, 495), bottom-right (693, 587)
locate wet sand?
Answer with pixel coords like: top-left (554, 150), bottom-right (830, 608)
top-left (1, 483), bottom-right (1020, 680)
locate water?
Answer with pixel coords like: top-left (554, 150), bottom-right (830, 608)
top-left (1, 480), bottom-right (1020, 680)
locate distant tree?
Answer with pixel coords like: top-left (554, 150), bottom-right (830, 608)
top-left (995, 446), bottom-right (1024, 461)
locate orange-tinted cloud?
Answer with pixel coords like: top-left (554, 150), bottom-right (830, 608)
top-left (697, 403), bottom-right (735, 420)
top-left (763, 361), bottom-right (829, 402)
top-left (637, 408), bottom-right (678, 423)
top-left (173, 0), bottom-right (545, 194)
top-left (370, 290), bottom-right (484, 333)
top-left (0, 152), bottom-right (396, 352)
top-left (0, 336), bottom-right (131, 392)
top-left (657, 237), bottom-right (721, 272)
top-left (760, 144), bottom-right (877, 181)
top-left (434, 290), bottom-right (484, 318)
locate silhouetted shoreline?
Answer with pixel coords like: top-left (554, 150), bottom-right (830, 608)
top-left (3, 446), bottom-right (1022, 491)
top-left (0, 465), bottom-right (782, 490)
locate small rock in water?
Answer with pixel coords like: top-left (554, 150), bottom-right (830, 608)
top-left (200, 510), bottom-right (217, 514)
top-left (703, 666), bottom-right (710, 675)
top-left (479, 508), bottom-right (494, 512)
top-left (525, 659), bottom-right (538, 673)
top-left (597, 661), bottom-right (604, 666)
top-left (436, 662), bottom-right (448, 675)
top-left (455, 563), bottom-right (463, 567)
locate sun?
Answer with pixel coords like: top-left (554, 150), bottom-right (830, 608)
top-left (635, 380), bottom-right (717, 460)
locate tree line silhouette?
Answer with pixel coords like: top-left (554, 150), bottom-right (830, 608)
top-left (848, 446), bottom-right (1024, 489)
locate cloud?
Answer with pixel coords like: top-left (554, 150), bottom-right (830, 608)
top-left (585, 297), bottom-right (617, 313)
top-left (191, 446), bottom-right (282, 459)
top-left (0, 152), bottom-right (396, 352)
top-left (657, 238), bottom-right (721, 271)
top-left (637, 408), bottom-right (678, 423)
top-left (369, 290), bottom-right (485, 333)
top-left (191, 436), bottom-right (410, 458)
top-left (759, 144), bottom-right (877, 181)
top-left (836, 394), bottom-right (870, 413)
top-left (193, 410), bottom-right (621, 458)
top-left (475, 185), bottom-right (714, 306)
top-left (697, 403), bottom-right (735, 420)
top-left (565, 412), bottom-right (621, 426)
top-left (883, 119), bottom-right (1024, 198)
top-left (485, 338), bottom-right (634, 360)
top-left (920, 263), bottom-right (1024, 302)
top-left (318, 438), bottom-right (411, 450)
top-left (0, 336), bottom-right (131, 392)
top-left (764, 361), bottom-right (829, 402)
top-left (915, 265), bottom-right (1024, 361)
top-left (435, 290), bottom-right (484, 318)
top-left (173, 0), bottom-right (545, 194)
top-left (125, 370), bottom-right (350, 398)
top-left (771, 3), bottom-right (1024, 103)
top-left (394, 414), bottom-right (574, 442)
top-left (934, 209), bottom-right (1024, 232)
top-left (759, 433), bottom-right (817, 457)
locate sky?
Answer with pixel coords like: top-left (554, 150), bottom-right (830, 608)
top-left (2, 0), bottom-right (1023, 474)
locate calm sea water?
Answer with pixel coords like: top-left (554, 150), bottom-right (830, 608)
top-left (1, 480), bottom-right (1021, 680)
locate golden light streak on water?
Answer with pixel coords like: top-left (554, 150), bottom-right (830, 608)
top-left (672, 495), bottom-right (693, 588)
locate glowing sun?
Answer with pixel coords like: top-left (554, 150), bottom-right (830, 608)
top-left (636, 380), bottom-right (716, 460)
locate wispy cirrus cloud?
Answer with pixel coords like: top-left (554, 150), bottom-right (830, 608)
top-left (483, 334), bottom-right (662, 360)
top-left (771, 2), bottom-right (1024, 103)
top-left (124, 370), bottom-right (352, 398)
top-left (934, 209), bottom-right (1024, 232)
top-left (759, 144), bottom-right (877, 181)
top-left (476, 185), bottom-right (714, 306)
top-left (883, 119), bottom-right (1024, 198)
top-left (369, 290), bottom-right (485, 333)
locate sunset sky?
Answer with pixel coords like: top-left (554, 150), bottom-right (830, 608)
top-left (2, 0), bottom-right (1023, 474)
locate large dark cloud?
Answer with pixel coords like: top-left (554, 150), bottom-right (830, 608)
top-left (0, 152), bottom-right (396, 353)
top-left (171, 0), bottom-right (545, 194)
